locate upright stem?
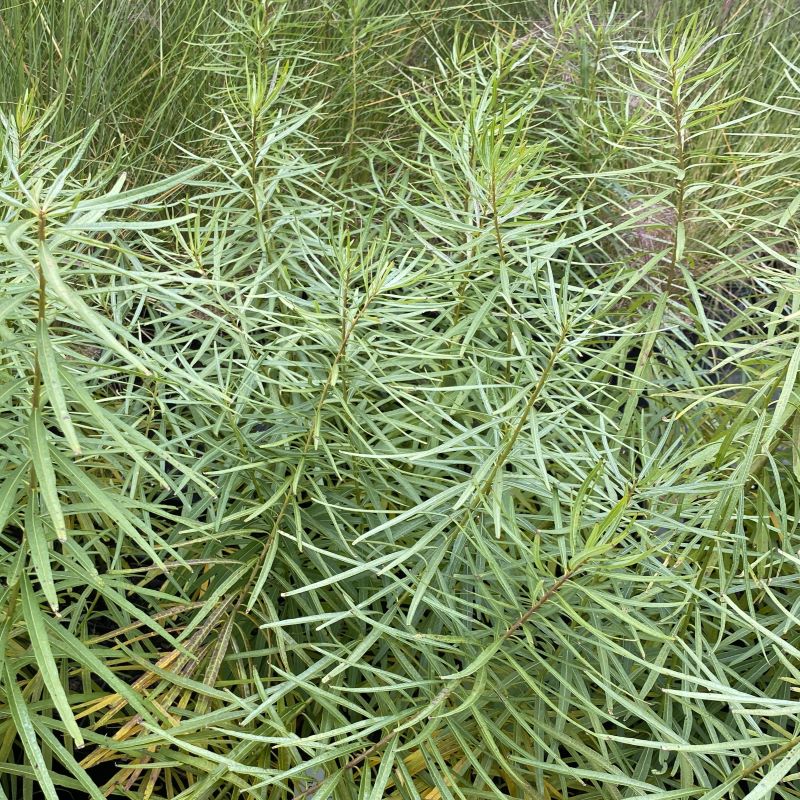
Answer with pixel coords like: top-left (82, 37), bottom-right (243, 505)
top-left (29, 210), bottom-right (47, 495)
top-left (488, 160), bottom-right (514, 390)
top-left (249, 111), bottom-right (272, 261)
top-left (451, 190), bottom-right (478, 329)
top-left (477, 326), bottom-right (568, 500)
top-left (489, 172), bottom-right (505, 265)
top-left (244, 272), bottom-right (384, 606)
top-left (666, 68), bottom-right (686, 295)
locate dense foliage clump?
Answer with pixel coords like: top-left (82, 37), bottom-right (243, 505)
top-left (1, 1), bottom-right (800, 798)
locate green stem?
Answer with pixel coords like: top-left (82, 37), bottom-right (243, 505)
top-left (29, 210), bottom-right (47, 497)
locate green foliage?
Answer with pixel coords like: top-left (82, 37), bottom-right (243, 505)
top-left (1, 1), bottom-right (800, 798)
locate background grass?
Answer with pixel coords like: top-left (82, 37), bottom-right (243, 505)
top-left (1, 1), bottom-right (800, 799)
